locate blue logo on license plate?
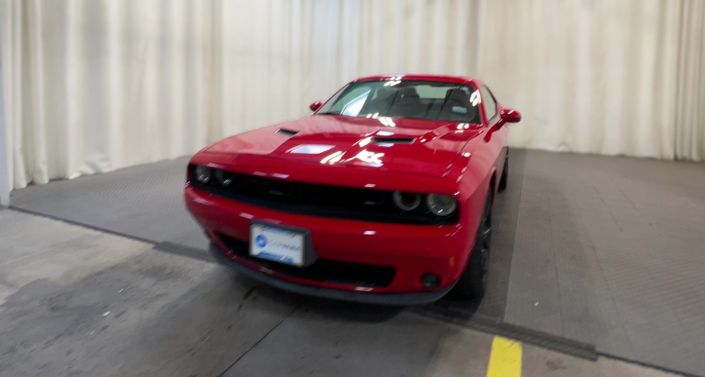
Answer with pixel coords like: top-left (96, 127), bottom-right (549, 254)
top-left (255, 234), bottom-right (268, 248)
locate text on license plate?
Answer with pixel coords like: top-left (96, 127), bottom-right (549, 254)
top-left (249, 223), bottom-right (305, 266)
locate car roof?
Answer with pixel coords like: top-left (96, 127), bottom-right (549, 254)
top-left (352, 74), bottom-right (481, 86)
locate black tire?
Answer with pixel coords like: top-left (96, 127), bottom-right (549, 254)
top-left (452, 192), bottom-right (492, 299)
top-left (498, 155), bottom-right (508, 192)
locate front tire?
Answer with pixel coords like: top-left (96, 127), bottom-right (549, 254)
top-left (498, 155), bottom-right (508, 192)
top-left (452, 192), bottom-right (492, 299)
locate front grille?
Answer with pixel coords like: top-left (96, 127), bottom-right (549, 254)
top-left (218, 234), bottom-right (395, 288)
top-left (188, 165), bottom-right (459, 225)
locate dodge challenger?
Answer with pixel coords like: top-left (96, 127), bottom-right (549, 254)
top-left (184, 74), bottom-right (521, 305)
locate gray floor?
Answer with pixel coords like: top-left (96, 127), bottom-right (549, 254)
top-left (503, 151), bottom-right (705, 374)
top-left (9, 149), bottom-right (705, 376)
top-left (11, 157), bottom-right (208, 250)
top-left (0, 209), bottom-right (681, 377)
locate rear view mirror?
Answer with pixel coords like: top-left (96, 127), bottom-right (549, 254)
top-left (309, 101), bottom-right (323, 112)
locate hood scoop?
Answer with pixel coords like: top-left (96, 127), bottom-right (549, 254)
top-left (371, 136), bottom-right (414, 145)
top-left (276, 128), bottom-right (299, 136)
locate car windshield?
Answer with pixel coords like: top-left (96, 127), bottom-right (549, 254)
top-left (317, 80), bottom-right (482, 123)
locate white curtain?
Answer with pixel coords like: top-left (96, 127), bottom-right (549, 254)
top-left (477, 0), bottom-right (705, 160)
top-left (1, 0), bottom-right (704, 204)
top-left (1, 0), bottom-right (213, 193)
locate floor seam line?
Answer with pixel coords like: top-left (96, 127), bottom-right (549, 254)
top-left (405, 309), bottom-right (597, 361)
top-left (8, 207), bottom-right (213, 263)
top-left (7, 206), bottom-right (156, 245)
top-left (215, 305), bottom-right (299, 377)
top-left (597, 351), bottom-right (703, 377)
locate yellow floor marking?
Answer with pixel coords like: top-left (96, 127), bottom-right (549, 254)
top-left (486, 336), bottom-right (522, 377)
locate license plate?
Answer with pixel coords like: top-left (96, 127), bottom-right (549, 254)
top-left (250, 222), bottom-right (306, 266)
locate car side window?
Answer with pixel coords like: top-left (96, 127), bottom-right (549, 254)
top-left (480, 86), bottom-right (497, 122)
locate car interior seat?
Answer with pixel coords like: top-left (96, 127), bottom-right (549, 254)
top-left (437, 88), bottom-right (478, 122)
top-left (387, 87), bottom-right (426, 119)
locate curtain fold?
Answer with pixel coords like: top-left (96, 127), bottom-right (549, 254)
top-left (475, 0), bottom-right (704, 160)
top-left (1, 0), bottom-right (704, 197)
top-left (674, 0), bottom-right (705, 160)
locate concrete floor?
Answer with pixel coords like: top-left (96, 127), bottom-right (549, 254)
top-left (503, 151), bottom-right (705, 371)
top-left (0, 209), bottom-right (682, 377)
top-left (8, 148), bottom-right (705, 375)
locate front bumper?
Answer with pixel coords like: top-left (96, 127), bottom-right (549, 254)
top-left (208, 242), bottom-right (454, 305)
top-left (186, 185), bottom-right (475, 302)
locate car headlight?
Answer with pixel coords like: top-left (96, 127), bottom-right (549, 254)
top-left (393, 191), bottom-right (422, 211)
top-left (194, 165), bottom-right (213, 184)
top-left (426, 194), bottom-right (458, 216)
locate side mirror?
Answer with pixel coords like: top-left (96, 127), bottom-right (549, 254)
top-left (499, 108), bottom-right (521, 124)
top-left (486, 108), bottom-right (521, 142)
top-left (309, 101), bottom-right (323, 112)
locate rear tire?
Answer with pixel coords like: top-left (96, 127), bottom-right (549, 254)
top-left (498, 155), bottom-right (508, 192)
top-left (451, 192), bottom-right (492, 299)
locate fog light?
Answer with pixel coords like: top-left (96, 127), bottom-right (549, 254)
top-left (420, 273), bottom-right (441, 289)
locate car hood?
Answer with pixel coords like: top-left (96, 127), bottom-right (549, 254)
top-left (205, 115), bottom-right (482, 177)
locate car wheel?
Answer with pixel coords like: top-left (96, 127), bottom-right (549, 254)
top-left (452, 192), bottom-right (492, 299)
top-left (498, 155), bottom-right (508, 192)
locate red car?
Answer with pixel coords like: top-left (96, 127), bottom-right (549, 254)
top-left (185, 74), bottom-right (521, 305)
